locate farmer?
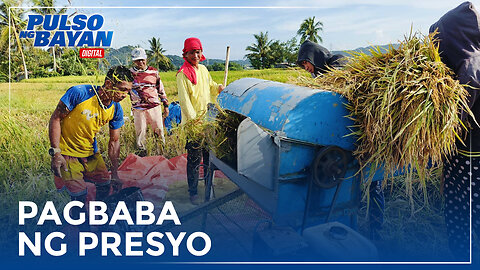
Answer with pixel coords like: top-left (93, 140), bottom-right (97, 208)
top-left (176, 37), bottom-right (224, 205)
top-left (296, 40), bottom-right (346, 77)
top-left (297, 41), bottom-right (385, 240)
top-left (430, 1), bottom-right (480, 260)
top-left (48, 66), bottom-right (133, 214)
top-left (129, 47), bottom-right (169, 155)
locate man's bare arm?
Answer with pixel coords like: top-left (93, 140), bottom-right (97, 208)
top-left (49, 101), bottom-right (69, 148)
top-left (108, 127), bottom-right (121, 180)
top-left (48, 101), bottom-right (70, 177)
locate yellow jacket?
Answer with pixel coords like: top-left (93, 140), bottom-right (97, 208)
top-left (176, 64), bottom-right (219, 122)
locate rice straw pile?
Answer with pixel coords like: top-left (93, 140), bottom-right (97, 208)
top-left (182, 112), bottom-right (214, 149)
top-left (296, 32), bottom-right (474, 196)
top-left (181, 103), bottom-right (245, 166)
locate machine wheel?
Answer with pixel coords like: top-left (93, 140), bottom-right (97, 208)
top-left (311, 146), bottom-right (349, 189)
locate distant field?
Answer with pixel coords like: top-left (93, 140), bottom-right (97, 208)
top-left (18, 68), bottom-right (305, 103)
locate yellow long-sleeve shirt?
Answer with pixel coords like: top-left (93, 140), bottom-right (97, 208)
top-left (176, 64), bottom-right (219, 122)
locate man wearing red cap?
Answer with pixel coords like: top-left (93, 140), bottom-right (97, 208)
top-left (177, 37), bottom-right (224, 205)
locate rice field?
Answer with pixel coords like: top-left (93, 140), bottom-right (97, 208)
top-left (0, 67), bottom-right (460, 260)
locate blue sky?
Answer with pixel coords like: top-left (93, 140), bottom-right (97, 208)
top-left (26, 0), bottom-right (480, 60)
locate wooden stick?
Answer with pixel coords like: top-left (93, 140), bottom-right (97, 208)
top-left (223, 46), bottom-right (230, 86)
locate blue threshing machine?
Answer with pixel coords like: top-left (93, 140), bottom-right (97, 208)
top-left (204, 78), bottom-right (376, 231)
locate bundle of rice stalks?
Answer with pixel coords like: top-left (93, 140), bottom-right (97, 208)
top-left (296, 32), bottom-right (474, 197)
top-left (182, 111), bottom-right (213, 148)
top-left (207, 108), bottom-right (245, 167)
top-left (179, 112), bottom-right (217, 160)
top-left (179, 103), bottom-right (245, 167)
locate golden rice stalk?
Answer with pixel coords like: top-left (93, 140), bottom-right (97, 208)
top-left (180, 103), bottom-right (244, 165)
top-left (209, 109), bottom-right (245, 165)
top-left (296, 32), bottom-right (474, 198)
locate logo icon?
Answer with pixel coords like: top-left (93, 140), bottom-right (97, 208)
top-left (81, 109), bottom-right (98, 120)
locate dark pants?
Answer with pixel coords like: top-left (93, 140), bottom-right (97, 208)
top-left (95, 183), bottom-right (111, 201)
top-left (368, 180), bottom-right (385, 240)
top-left (70, 193), bottom-right (89, 231)
top-left (186, 141), bottom-right (209, 196)
top-left (69, 184), bottom-right (110, 229)
top-left (443, 154), bottom-right (480, 260)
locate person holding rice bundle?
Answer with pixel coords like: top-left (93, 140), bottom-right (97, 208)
top-left (176, 37), bottom-right (225, 205)
top-left (48, 66), bottom-right (133, 219)
top-left (430, 1), bottom-right (480, 260)
top-left (129, 47), bottom-right (169, 156)
top-left (297, 40), bottom-right (385, 240)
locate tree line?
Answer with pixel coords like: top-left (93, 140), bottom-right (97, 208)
top-left (245, 16), bottom-right (323, 69)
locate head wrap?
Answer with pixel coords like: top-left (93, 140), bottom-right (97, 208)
top-left (297, 40), bottom-right (346, 77)
top-left (177, 37), bottom-right (206, 84)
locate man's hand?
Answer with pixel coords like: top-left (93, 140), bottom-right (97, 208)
top-left (51, 154), bottom-right (67, 177)
top-left (218, 85), bottom-right (225, 94)
top-left (163, 106), bottom-right (169, 118)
